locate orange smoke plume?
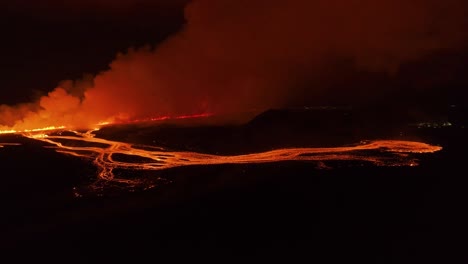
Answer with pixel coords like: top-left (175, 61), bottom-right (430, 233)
top-left (1, 0), bottom-right (467, 132)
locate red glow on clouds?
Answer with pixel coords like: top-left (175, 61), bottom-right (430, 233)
top-left (1, 0), bottom-right (467, 133)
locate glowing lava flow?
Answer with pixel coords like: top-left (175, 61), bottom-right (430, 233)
top-left (19, 129), bottom-right (442, 186)
top-left (0, 113), bottom-right (213, 135)
top-left (0, 126), bottom-right (66, 135)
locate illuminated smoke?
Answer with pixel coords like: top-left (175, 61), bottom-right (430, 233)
top-left (1, 0), bottom-right (467, 131)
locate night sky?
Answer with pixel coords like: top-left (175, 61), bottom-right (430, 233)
top-left (1, 0), bottom-right (467, 128)
top-left (0, 1), bottom-right (188, 104)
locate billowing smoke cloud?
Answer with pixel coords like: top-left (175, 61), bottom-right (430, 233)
top-left (1, 0), bottom-right (467, 131)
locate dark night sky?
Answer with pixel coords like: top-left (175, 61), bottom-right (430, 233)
top-left (0, 1), bottom-right (188, 104)
top-left (1, 0), bottom-right (467, 121)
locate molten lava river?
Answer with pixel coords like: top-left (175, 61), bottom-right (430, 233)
top-left (1, 126), bottom-right (442, 195)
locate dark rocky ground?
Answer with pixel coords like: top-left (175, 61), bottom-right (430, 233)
top-left (1, 107), bottom-right (467, 263)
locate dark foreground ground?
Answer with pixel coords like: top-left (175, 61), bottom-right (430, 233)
top-left (1, 108), bottom-right (467, 263)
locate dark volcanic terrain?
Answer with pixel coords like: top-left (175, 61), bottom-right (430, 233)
top-left (0, 108), bottom-right (467, 263)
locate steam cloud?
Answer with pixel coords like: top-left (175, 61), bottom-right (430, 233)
top-left (1, 0), bottom-right (467, 130)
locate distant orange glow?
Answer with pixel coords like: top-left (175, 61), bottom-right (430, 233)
top-left (0, 129), bottom-right (16, 135)
top-left (114, 113), bottom-right (213, 125)
top-left (0, 126), bottom-right (66, 135)
top-left (0, 113), bottom-right (212, 134)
